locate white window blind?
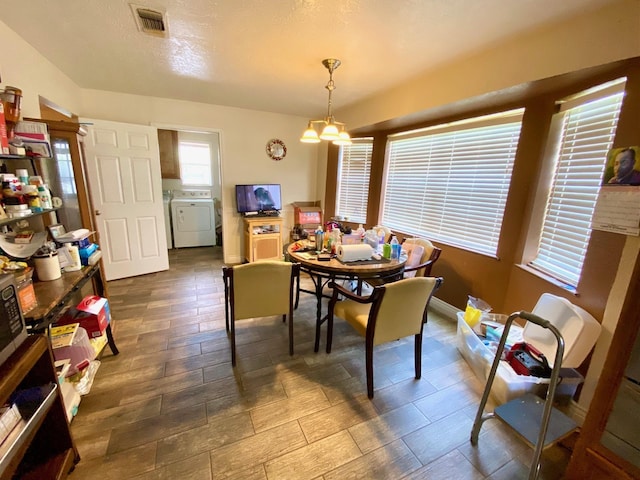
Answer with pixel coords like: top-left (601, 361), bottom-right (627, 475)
top-left (381, 111), bottom-right (523, 256)
top-left (528, 84), bottom-right (625, 287)
top-left (336, 138), bottom-right (373, 224)
top-left (179, 141), bottom-right (213, 186)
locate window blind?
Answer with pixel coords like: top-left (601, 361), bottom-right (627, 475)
top-left (381, 112), bottom-right (523, 257)
top-left (336, 138), bottom-right (373, 224)
top-left (528, 86), bottom-right (625, 287)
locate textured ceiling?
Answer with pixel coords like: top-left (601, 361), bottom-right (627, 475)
top-left (0, 0), bottom-right (619, 118)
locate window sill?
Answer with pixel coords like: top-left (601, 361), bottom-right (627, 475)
top-left (516, 264), bottom-right (579, 296)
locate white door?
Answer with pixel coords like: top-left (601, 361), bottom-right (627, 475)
top-left (81, 118), bottom-right (169, 280)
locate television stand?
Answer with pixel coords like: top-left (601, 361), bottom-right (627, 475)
top-left (243, 217), bottom-right (283, 262)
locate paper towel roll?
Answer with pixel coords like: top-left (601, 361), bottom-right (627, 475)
top-left (337, 244), bottom-right (373, 262)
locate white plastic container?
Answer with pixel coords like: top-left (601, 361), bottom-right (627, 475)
top-left (456, 312), bottom-right (584, 404)
top-left (34, 251), bottom-right (61, 281)
top-left (525, 293), bottom-right (602, 368)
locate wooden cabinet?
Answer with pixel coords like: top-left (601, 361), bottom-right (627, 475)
top-left (243, 217), bottom-right (283, 262)
top-left (158, 129), bottom-right (180, 179)
top-left (0, 335), bottom-right (79, 479)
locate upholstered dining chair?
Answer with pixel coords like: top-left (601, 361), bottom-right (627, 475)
top-left (327, 276), bottom-right (443, 398)
top-left (365, 237), bottom-right (442, 289)
top-left (401, 237), bottom-right (442, 278)
top-left (223, 261), bottom-right (300, 366)
top-left (372, 225), bottom-right (393, 243)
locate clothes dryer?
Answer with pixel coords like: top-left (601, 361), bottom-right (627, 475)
top-left (171, 190), bottom-right (216, 248)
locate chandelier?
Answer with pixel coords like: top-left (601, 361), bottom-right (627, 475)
top-left (300, 58), bottom-right (352, 146)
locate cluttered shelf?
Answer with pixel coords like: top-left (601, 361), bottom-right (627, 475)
top-left (0, 207), bottom-right (59, 229)
top-left (22, 262), bottom-right (119, 356)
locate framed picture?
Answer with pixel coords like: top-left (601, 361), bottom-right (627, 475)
top-left (47, 223), bottom-right (66, 241)
top-left (603, 146), bottom-right (640, 186)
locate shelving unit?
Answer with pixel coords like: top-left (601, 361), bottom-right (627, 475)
top-left (0, 207), bottom-right (59, 229)
top-left (243, 216), bottom-right (283, 262)
top-left (0, 335), bottom-right (79, 479)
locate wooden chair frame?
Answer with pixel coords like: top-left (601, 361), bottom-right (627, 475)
top-left (223, 262), bottom-right (300, 366)
top-left (327, 276), bottom-right (443, 398)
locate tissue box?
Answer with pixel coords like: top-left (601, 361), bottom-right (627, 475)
top-left (57, 295), bottom-right (110, 338)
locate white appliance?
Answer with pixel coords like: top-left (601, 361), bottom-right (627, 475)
top-left (171, 189), bottom-right (216, 248)
top-left (163, 190), bottom-right (173, 249)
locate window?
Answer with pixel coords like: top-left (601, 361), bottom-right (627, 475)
top-left (179, 141), bottom-right (212, 186)
top-left (381, 110), bottom-right (523, 257)
top-left (335, 138), bottom-right (373, 224)
top-left (528, 80), bottom-right (626, 288)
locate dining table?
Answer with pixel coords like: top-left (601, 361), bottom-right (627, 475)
top-left (286, 242), bottom-right (406, 352)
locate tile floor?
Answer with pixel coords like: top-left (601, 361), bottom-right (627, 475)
top-left (68, 247), bottom-right (571, 479)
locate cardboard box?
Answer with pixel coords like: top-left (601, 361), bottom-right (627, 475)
top-left (292, 201), bottom-right (322, 227)
top-left (57, 295), bottom-right (110, 338)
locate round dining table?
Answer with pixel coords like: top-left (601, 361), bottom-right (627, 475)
top-left (287, 242), bottom-right (406, 352)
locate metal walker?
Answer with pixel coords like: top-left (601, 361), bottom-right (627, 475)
top-left (470, 311), bottom-right (577, 480)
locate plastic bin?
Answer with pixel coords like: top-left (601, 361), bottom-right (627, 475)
top-left (456, 313), bottom-right (583, 404)
top-left (525, 293), bottom-right (601, 368)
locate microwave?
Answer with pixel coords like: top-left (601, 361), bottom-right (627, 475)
top-left (0, 274), bottom-right (28, 366)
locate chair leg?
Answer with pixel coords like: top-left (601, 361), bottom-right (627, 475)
top-left (224, 281), bottom-right (230, 333)
top-left (366, 342), bottom-right (374, 398)
top-left (282, 314), bottom-right (286, 323)
top-left (288, 311), bottom-right (294, 356)
top-left (415, 333), bottom-right (422, 379)
top-left (326, 305), bottom-right (334, 354)
top-left (230, 316), bottom-right (236, 367)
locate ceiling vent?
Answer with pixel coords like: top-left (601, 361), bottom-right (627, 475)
top-left (130, 4), bottom-right (168, 37)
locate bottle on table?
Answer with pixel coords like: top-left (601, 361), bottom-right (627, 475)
top-left (330, 227), bottom-right (341, 255)
top-left (314, 225), bottom-right (324, 252)
top-left (390, 235), bottom-right (401, 260)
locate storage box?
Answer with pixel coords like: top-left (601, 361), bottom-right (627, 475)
top-left (57, 295), bottom-right (110, 338)
top-left (292, 201), bottom-right (322, 227)
top-left (456, 313), bottom-right (583, 404)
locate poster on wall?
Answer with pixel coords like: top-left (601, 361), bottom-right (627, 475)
top-left (592, 146), bottom-right (640, 236)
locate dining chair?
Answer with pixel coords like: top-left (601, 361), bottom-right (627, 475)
top-left (223, 261), bottom-right (300, 366)
top-left (372, 225), bottom-right (393, 243)
top-left (327, 276), bottom-right (443, 398)
top-left (365, 237), bottom-right (442, 289)
top-left (402, 237), bottom-right (442, 278)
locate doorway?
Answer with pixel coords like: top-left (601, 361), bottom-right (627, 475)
top-left (157, 127), bottom-right (223, 249)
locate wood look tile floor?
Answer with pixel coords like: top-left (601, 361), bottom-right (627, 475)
top-left (68, 247), bottom-right (571, 479)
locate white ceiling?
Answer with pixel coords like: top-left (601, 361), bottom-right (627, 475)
top-left (0, 0), bottom-right (620, 118)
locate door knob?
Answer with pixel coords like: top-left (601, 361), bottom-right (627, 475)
top-left (95, 210), bottom-right (102, 216)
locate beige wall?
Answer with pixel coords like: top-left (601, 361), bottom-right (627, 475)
top-left (0, 21), bottom-right (81, 119)
top-left (339, 0), bottom-right (640, 129)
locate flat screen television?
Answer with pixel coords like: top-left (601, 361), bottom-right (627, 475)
top-left (235, 184), bottom-right (282, 214)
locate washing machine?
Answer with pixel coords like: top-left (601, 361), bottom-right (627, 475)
top-left (163, 190), bottom-right (173, 249)
top-left (171, 189), bottom-right (216, 248)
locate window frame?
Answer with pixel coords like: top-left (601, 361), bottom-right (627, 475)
top-left (380, 109), bottom-right (524, 257)
top-left (178, 140), bottom-right (213, 187)
top-left (335, 137), bottom-right (374, 224)
top-left (524, 79), bottom-right (627, 290)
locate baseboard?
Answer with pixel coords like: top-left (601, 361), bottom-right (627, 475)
top-left (430, 296), bottom-right (459, 321)
top-left (567, 399), bottom-right (588, 425)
